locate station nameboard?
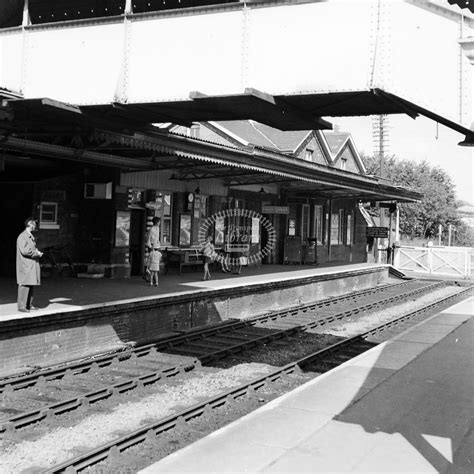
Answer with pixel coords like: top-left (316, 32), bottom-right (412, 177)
top-left (262, 205), bottom-right (289, 214)
top-left (366, 227), bottom-right (389, 238)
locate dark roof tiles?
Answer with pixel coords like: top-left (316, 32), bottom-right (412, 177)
top-left (214, 120), bottom-right (311, 153)
top-left (324, 132), bottom-right (350, 154)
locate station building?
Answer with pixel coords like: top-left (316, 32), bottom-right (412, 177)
top-left (0, 92), bottom-right (420, 279)
top-left (3, 1), bottom-right (471, 281)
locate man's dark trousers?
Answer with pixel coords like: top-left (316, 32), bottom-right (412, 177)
top-left (18, 285), bottom-right (33, 310)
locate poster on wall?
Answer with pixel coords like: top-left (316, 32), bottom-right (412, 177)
top-left (288, 218), bottom-right (296, 236)
top-left (179, 214), bottom-right (191, 246)
top-left (115, 211), bottom-right (130, 247)
top-left (251, 217), bottom-right (260, 244)
top-left (214, 217), bottom-right (225, 245)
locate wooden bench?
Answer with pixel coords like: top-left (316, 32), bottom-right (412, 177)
top-left (164, 248), bottom-right (204, 274)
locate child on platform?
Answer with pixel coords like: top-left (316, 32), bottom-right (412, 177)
top-left (201, 236), bottom-right (215, 281)
top-left (146, 248), bottom-right (162, 287)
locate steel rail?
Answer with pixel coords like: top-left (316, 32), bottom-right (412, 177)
top-left (0, 280), bottom-right (420, 392)
top-left (43, 286), bottom-right (472, 474)
top-left (0, 280), bottom-right (445, 433)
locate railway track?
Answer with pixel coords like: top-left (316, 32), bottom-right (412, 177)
top-left (42, 285), bottom-right (473, 474)
top-left (0, 279), bottom-right (458, 435)
top-left (1, 279), bottom-right (422, 391)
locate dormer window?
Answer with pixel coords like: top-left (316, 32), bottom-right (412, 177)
top-left (340, 158), bottom-right (347, 170)
top-left (305, 149), bottom-right (313, 161)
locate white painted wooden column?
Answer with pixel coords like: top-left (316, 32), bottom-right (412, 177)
top-left (459, 25), bottom-right (474, 144)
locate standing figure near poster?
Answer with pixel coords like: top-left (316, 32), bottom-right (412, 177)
top-left (16, 218), bottom-right (43, 312)
top-left (145, 216), bottom-right (161, 283)
top-left (146, 217), bottom-right (161, 250)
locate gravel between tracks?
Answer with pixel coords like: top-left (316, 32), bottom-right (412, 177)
top-left (319, 285), bottom-right (460, 336)
top-left (0, 363), bottom-right (275, 472)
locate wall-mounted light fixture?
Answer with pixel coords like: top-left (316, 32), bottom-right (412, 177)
top-left (194, 186), bottom-right (201, 195)
top-left (259, 187), bottom-right (266, 194)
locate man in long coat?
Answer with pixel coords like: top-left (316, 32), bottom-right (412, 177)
top-left (16, 218), bottom-right (43, 312)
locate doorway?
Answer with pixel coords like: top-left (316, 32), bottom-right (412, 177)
top-left (0, 183), bottom-right (34, 276)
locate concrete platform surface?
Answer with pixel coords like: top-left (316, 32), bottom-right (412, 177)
top-left (0, 262), bottom-right (385, 322)
top-left (140, 297), bottom-right (474, 474)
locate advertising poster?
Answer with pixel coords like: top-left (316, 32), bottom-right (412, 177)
top-left (115, 211), bottom-right (130, 247)
top-left (179, 214), bottom-right (191, 246)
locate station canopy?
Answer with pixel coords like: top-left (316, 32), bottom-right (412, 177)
top-left (83, 88), bottom-right (474, 145)
top-left (0, 93), bottom-right (425, 202)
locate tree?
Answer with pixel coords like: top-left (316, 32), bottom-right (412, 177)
top-left (361, 153), bottom-right (472, 245)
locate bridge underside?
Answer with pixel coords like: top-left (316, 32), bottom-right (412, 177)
top-left (0, 1), bottom-right (472, 144)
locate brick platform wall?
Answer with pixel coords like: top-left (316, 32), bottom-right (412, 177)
top-left (0, 266), bottom-right (389, 376)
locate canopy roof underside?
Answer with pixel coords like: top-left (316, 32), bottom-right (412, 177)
top-left (0, 93), bottom-right (427, 202)
top-left (82, 88), bottom-right (474, 142)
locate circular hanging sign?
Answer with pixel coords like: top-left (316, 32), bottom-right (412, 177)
top-left (187, 192), bottom-right (194, 203)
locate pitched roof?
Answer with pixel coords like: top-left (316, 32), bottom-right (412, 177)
top-left (210, 121), bottom-right (276, 148)
top-left (211, 120), bottom-right (311, 152)
top-left (249, 122), bottom-right (311, 152)
top-left (324, 132), bottom-right (350, 155)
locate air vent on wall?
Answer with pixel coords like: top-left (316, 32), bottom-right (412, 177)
top-left (84, 182), bottom-right (112, 200)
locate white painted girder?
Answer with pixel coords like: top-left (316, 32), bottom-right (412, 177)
top-left (0, 1), bottom-right (471, 128)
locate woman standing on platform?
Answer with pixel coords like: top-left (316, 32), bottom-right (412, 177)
top-left (146, 248), bottom-right (161, 287)
top-left (145, 216), bottom-right (161, 284)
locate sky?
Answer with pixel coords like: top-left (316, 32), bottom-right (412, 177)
top-left (335, 114), bottom-right (474, 205)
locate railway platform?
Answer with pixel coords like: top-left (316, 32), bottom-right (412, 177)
top-left (0, 262), bottom-right (387, 322)
top-left (141, 297), bottom-right (474, 474)
top-left (0, 263), bottom-right (394, 376)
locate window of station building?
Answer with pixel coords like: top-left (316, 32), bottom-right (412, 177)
top-left (313, 205), bottom-right (323, 245)
top-left (191, 195), bottom-right (208, 245)
top-left (147, 192), bottom-right (172, 245)
top-left (129, 189), bottom-right (146, 208)
top-left (301, 204), bottom-right (311, 239)
top-left (330, 212), bottom-right (339, 245)
top-left (39, 202), bottom-right (59, 229)
top-left (346, 212), bottom-right (353, 245)
top-left (225, 198), bottom-right (250, 253)
top-left (340, 158), bottom-right (347, 170)
top-left (338, 209), bottom-right (345, 244)
top-left (161, 193), bottom-right (172, 245)
top-left (304, 149), bottom-right (314, 161)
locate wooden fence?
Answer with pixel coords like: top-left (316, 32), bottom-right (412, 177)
top-left (393, 246), bottom-right (473, 279)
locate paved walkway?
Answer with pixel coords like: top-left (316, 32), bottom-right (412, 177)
top-left (0, 263), bottom-right (383, 322)
top-left (141, 297), bottom-right (474, 473)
